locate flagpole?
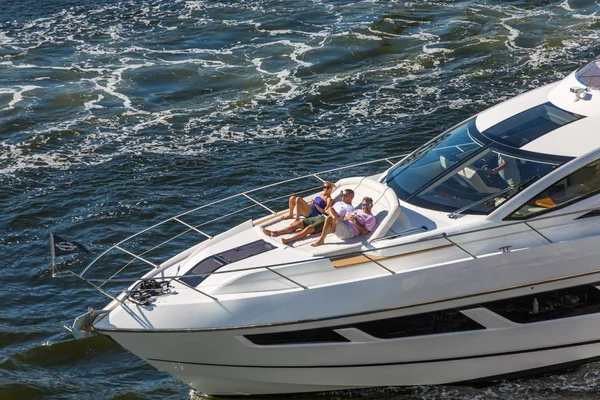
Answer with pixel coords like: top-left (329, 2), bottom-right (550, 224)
top-left (50, 233), bottom-right (56, 277)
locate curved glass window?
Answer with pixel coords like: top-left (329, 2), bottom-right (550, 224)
top-left (385, 113), bottom-right (573, 214)
top-left (576, 56), bottom-right (600, 90)
top-left (412, 149), bottom-right (562, 214)
top-left (508, 159), bottom-right (600, 220)
top-left (386, 118), bottom-right (482, 199)
top-left (482, 102), bottom-right (583, 148)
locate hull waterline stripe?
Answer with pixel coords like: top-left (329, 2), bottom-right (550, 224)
top-left (143, 338), bottom-right (600, 369)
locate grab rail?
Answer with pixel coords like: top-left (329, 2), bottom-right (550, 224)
top-left (55, 153), bottom-right (600, 304)
top-left (78, 154), bottom-right (407, 279)
top-left (145, 205), bottom-right (598, 284)
top-left (60, 204), bottom-right (600, 306)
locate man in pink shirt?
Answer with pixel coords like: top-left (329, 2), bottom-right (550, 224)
top-left (263, 189), bottom-right (355, 245)
top-left (312, 196), bottom-right (376, 247)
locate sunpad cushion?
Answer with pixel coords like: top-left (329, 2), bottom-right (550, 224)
top-left (257, 176), bottom-right (402, 257)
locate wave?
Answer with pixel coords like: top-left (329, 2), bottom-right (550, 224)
top-left (1, 1), bottom-right (597, 181)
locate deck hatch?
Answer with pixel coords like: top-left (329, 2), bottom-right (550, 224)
top-left (218, 239), bottom-right (277, 263)
top-left (180, 240), bottom-right (276, 287)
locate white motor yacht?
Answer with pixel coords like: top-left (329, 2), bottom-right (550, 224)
top-left (64, 55), bottom-right (600, 396)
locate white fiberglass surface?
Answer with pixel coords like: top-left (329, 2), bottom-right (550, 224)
top-left (475, 84), bottom-right (553, 132)
top-left (548, 72), bottom-right (600, 119)
top-left (521, 117), bottom-right (600, 157)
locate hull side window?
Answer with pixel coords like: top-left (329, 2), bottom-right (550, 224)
top-left (483, 284), bottom-right (600, 323)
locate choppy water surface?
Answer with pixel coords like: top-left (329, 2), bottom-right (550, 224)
top-left (2, 1), bottom-right (600, 399)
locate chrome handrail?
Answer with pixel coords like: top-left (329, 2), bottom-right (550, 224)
top-left (137, 205), bottom-right (600, 289)
top-left (56, 152), bottom-right (600, 304)
top-left (65, 205), bottom-right (600, 292)
top-left (76, 154), bottom-right (407, 280)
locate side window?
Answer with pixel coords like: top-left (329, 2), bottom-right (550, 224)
top-left (509, 160), bottom-right (600, 219)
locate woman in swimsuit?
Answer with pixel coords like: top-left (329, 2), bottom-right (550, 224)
top-left (282, 181), bottom-right (335, 221)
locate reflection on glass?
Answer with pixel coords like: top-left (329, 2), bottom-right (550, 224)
top-left (386, 119), bottom-right (481, 196)
top-left (414, 149), bottom-right (560, 214)
top-left (576, 56), bottom-right (600, 90)
top-left (510, 160), bottom-right (600, 219)
top-left (482, 103), bottom-right (583, 147)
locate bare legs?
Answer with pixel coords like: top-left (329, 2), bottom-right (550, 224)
top-left (263, 220), bottom-right (304, 237)
top-left (311, 215), bottom-right (337, 247)
top-left (263, 220), bottom-right (317, 245)
top-left (281, 196), bottom-right (312, 220)
top-left (282, 226), bottom-right (315, 245)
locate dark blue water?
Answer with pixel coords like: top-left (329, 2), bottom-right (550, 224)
top-left (2, 1), bottom-right (600, 398)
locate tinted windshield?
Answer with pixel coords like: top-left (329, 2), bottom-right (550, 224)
top-left (576, 56), bottom-right (600, 89)
top-left (412, 149), bottom-right (561, 213)
top-left (482, 102), bottom-right (583, 147)
top-left (386, 118), bottom-right (570, 214)
top-left (386, 118), bottom-right (481, 198)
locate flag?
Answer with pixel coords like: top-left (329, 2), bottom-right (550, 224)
top-left (51, 233), bottom-right (89, 256)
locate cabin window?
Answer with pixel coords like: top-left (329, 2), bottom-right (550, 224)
top-left (482, 102), bottom-right (584, 148)
top-left (245, 328), bottom-right (350, 345)
top-left (385, 113), bottom-right (570, 214)
top-left (412, 149), bottom-right (560, 214)
top-left (245, 309), bottom-right (484, 345)
top-left (508, 159), bottom-right (600, 220)
top-left (352, 309), bottom-right (484, 339)
top-left (483, 284), bottom-right (600, 324)
top-left (386, 118), bottom-right (482, 198)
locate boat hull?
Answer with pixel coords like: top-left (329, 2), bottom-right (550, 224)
top-left (99, 306), bottom-right (600, 396)
top-left (144, 342), bottom-right (600, 395)
top-left (94, 233), bottom-right (600, 395)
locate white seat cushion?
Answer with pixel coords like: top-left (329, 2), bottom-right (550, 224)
top-left (256, 177), bottom-right (403, 257)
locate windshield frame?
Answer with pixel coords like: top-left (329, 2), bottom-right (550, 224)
top-left (575, 55), bottom-right (600, 90)
top-left (386, 117), bottom-right (573, 215)
top-left (384, 117), bottom-right (478, 182)
top-left (384, 117), bottom-right (482, 199)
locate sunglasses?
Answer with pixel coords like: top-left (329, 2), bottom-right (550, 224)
top-left (361, 203), bottom-right (372, 207)
top-left (323, 185), bottom-right (331, 189)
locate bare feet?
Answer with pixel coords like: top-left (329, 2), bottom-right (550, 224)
top-left (311, 240), bottom-right (324, 247)
top-left (282, 237), bottom-right (291, 245)
top-left (280, 214), bottom-right (293, 220)
top-left (263, 228), bottom-right (279, 237)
